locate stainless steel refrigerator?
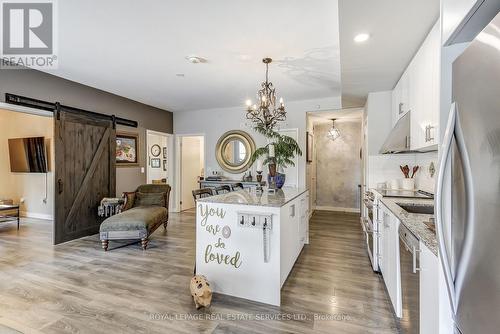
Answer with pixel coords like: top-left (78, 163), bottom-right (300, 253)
top-left (436, 12), bottom-right (500, 334)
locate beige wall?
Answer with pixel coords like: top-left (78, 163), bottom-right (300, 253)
top-left (0, 109), bottom-right (54, 218)
top-left (314, 119), bottom-right (362, 211)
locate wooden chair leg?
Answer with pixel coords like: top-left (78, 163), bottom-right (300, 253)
top-left (101, 239), bottom-right (109, 251)
top-left (163, 220), bottom-right (168, 229)
top-left (141, 237), bottom-right (148, 250)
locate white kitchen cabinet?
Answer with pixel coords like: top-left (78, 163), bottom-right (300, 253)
top-left (379, 204), bottom-right (401, 317)
top-left (299, 193), bottom-right (310, 245)
top-left (409, 20), bottom-right (440, 151)
top-left (392, 70), bottom-right (410, 127)
top-left (420, 241), bottom-right (439, 334)
top-left (389, 19), bottom-right (440, 151)
top-left (442, 0), bottom-right (478, 44)
top-left (391, 80), bottom-right (401, 127)
top-left (443, 0), bottom-right (500, 47)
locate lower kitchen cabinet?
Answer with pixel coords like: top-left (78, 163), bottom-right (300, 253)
top-left (379, 202), bottom-right (440, 333)
top-left (379, 204), bottom-right (402, 317)
top-left (420, 241), bottom-right (439, 334)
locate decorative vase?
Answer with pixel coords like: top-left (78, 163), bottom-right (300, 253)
top-left (268, 172), bottom-right (286, 189)
top-left (275, 173), bottom-right (286, 189)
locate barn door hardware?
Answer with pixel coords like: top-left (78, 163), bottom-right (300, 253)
top-left (5, 93), bottom-right (138, 128)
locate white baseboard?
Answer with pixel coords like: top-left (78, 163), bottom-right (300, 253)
top-left (20, 211), bottom-right (53, 220)
top-left (315, 206), bottom-right (360, 213)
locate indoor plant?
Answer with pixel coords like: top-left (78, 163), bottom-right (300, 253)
top-left (251, 125), bottom-right (302, 189)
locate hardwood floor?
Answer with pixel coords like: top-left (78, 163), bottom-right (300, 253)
top-left (0, 210), bottom-right (398, 334)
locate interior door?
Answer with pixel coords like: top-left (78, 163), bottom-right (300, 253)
top-left (54, 106), bottom-right (116, 244)
top-left (180, 136), bottom-right (202, 211)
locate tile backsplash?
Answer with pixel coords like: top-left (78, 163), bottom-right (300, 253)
top-left (368, 151), bottom-right (438, 193)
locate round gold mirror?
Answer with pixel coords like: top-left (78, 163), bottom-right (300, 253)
top-left (216, 130), bottom-right (256, 173)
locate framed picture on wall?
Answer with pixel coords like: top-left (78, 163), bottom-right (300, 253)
top-left (116, 132), bottom-right (139, 167)
top-left (163, 159), bottom-right (167, 171)
top-left (163, 147), bottom-right (167, 158)
top-left (151, 158), bottom-right (161, 168)
top-left (306, 132), bottom-right (313, 163)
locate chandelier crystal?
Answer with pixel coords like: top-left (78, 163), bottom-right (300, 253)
top-left (327, 119), bottom-right (341, 141)
top-left (245, 58), bottom-right (286, 129)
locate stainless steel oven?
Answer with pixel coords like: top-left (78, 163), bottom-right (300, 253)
top-left (361, 191), bottom-right (379, 272)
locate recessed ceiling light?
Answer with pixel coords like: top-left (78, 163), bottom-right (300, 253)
top-left (238, 54), bottom-right (252, 62)
top-left (185, 55), bottom-right (207, 63)
top-left (354, 33), bottom-right (370, 43)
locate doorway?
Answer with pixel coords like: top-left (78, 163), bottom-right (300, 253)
top-left (0, 104), bottom-right (54, 242)
top-left (177, 135), bottom-right (205, 211)
top-left (307, 109), bottom-right (363, 213)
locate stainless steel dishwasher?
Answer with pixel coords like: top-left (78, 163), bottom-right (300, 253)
top-left (399, 223), bottom-right (420, 334)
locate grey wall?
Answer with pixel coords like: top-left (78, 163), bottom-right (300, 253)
top-left (0, 69), bottom-right (173, 195)
top-left (315, 119), bottom-right (362, 210)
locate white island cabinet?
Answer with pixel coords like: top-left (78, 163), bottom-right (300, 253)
top-left (196, 188), bottom-right (309, 306)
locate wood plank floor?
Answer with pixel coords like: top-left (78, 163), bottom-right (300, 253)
top-left (0, 210), bottom-right (398, 334)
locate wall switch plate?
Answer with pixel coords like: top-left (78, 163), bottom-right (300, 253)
top-left (141, 167), bottom-right (145, 173)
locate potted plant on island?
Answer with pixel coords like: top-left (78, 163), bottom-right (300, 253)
top-left (251, 125), bottom-right (302, 189)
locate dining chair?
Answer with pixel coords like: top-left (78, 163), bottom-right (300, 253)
top-left (232, 183), bottom-right (244, 191)
top-left (192, 188), bottom-right (213, 202)
top-left (214, 185), bottom-right (231, 195)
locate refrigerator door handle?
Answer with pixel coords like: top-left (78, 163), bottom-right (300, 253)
top-left (453, 105), bottom-right (475, 307)
top-left (436, 102), bottom-right (457, 313)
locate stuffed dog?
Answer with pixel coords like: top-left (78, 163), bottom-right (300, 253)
top-left (190, 275), bottom-right (212, 309)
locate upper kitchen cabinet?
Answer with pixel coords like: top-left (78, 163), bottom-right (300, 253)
top-left (391, 70), bottom-right (409, 127)
top-left (409, 21), bottom-right (440, 151)
top-left (442, 0), bottom-right (500, 46)
top-left (391, 20), bottom-right (440, 151)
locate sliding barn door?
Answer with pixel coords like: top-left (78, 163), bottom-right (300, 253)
top-left (54, 107), bottom-right (116, 244)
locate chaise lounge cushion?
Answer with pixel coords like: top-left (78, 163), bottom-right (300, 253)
top-left (99, 206), bottom-right (167, 234)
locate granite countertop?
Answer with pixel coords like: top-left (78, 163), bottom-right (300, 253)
top-left (199, 179), bottom-right (265, 185)
top-left (197, 187), bottom-right (308, 208)
top-left (380, 197), bottom-right (438, 256)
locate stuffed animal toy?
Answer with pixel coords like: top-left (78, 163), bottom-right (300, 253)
top-left (190, 275), bottom-right (212, 309)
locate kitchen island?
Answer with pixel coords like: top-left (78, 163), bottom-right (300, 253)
top-left (196, 187), bottom-right (309, 306)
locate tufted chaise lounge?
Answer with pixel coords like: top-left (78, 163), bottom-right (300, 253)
top-left (99, 184), bottom-right (171, 251)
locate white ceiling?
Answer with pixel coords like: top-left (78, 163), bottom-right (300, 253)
top-left (45, 0), bottom-right (341, 112)
top-left (308, 107), bottom-right (363, 124)
top-left (338, 0), bottom-right (440, 107)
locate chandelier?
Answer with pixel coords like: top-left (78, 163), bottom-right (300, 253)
top-left (327, 119), bottom-right (341, 141)
top-left (245, 58), bottom-right (286, 129)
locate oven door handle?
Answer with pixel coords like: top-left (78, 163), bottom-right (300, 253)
top-left (363, 198), bottom-right (374, 209)
top-left (364, 219), bottom-right (373, 233)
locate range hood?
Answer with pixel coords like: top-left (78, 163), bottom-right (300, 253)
top-left (379, 112), bottom-right (411, 154)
